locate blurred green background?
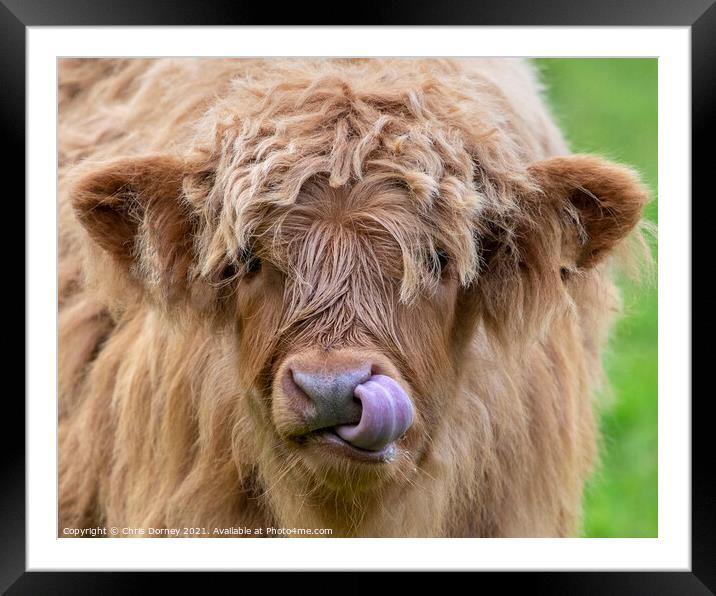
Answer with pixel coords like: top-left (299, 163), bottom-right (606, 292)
top-left (533, 59), bottom-right (657, 537)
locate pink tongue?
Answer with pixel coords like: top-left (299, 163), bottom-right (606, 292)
top-left (335, 375), bottom-right (413, 451)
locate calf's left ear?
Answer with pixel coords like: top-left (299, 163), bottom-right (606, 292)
top-left (527, 154), bottom-right (649, 269)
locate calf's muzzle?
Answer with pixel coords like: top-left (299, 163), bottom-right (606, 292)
top-left (282, 356), bottom-right (414, 452)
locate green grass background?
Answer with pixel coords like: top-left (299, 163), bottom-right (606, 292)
top-left (533, 59), bottom-right (658, 537)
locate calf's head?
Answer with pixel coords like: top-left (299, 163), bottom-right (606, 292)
top-left (71, 81), bottom-right (648, 495)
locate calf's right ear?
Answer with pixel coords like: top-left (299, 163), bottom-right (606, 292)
top-left (71, 154), bottom-right (206, 297)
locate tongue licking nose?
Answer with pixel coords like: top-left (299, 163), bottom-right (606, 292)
top-left (335, 375), bottom-right (414, 451)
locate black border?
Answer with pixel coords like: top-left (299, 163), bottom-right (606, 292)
top-left (8, 1), bottom-right (711, 592)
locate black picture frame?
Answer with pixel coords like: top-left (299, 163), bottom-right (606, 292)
top-left (7, 1), bottom-right (710, 592)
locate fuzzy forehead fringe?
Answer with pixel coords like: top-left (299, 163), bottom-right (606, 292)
top-left (184, 59), bottom-right (539, 299)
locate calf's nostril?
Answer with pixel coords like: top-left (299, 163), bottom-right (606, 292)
top-left (289, 365), bottom-right (369, 427)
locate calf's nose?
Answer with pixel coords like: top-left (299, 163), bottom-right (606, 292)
top-left (283, 359), bottom-right (414, 452)
top-left (290, 365), bottom-right (370, 428)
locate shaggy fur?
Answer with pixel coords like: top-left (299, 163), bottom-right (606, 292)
top-left (59, 58), bottom-right (649, 537)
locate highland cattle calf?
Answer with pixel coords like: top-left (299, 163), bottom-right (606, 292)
top-left (58, 58), bottom-right (648, 537)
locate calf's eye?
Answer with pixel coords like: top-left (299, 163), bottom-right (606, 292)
top-left (219, 262), bottom-right (239, 282)
top-left (239, 246), bottom-right (262, 275)
top-left (218, 249), bottom-right (262, 283)
top-left (246, 256), bottom-right (262, 274)
top-left (436, 249), bottom-right (450, 274)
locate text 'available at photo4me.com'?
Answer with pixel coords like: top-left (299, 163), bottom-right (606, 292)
top-left (61, 526), bottom-right (335, 537)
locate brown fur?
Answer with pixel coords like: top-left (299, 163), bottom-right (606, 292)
top-left (58, 58), bottom-right (649, 537)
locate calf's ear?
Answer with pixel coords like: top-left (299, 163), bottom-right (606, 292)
top-left (71, 154), bottom-right (204, 297)
top-left (527, 154), bottom-right (649, 269)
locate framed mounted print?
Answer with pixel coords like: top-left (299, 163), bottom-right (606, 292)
top-left (9, 0), bottom-right (710, 591)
